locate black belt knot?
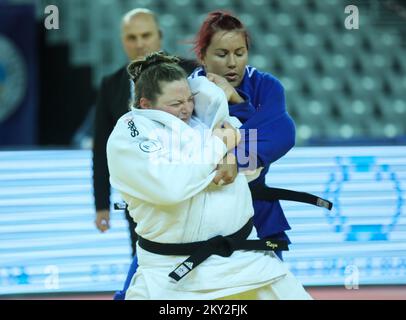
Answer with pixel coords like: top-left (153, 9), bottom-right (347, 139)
top-left (207, 235), bottom-right (235, 257)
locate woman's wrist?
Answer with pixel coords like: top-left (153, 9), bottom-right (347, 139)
top-left (229, 91), bottom-right (244, 104)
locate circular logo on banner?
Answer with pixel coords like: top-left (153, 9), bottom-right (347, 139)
top-left (0, 35), bottom-right (27, 123)
top-left (324, 156), bottom-right (402, 242)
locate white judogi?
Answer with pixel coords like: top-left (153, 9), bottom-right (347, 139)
top-left (107, 77), bottom-right (310, 300)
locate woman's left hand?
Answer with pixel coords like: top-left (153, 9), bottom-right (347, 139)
top-left (207, 73), bottom-right (244, 104)
top-left (213, 152), bottom-right (238, 186)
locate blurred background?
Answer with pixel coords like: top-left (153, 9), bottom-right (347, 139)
top-left (0, 0), bottom-right (405, 299)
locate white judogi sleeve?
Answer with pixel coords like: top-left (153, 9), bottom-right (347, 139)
top-left (189, 77), bottom-right (227, 129)
top-left (107, 115), bottom-right (227, 206)
top-left (189, 76), bottom-right (262, 182)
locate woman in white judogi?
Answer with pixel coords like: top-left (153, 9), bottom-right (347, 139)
top-left (106, 52), bottom-right (311, 300)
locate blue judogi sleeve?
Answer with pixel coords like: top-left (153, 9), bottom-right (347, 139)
top-left (230, 72), bottom-right (296, 171)
top-left (228, 70), bottom-right (295, 242)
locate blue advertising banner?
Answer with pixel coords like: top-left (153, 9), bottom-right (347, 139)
top-left (0, 4), bottom-right (37, 146)
top-left (0, 146), bottom-right (405, 295)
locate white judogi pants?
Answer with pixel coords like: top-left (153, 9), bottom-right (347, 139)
top-left (217, 270), bottom-right (313, 300)
top-left (125, 260), bottom-right (312, 300)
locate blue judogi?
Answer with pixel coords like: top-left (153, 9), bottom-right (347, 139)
top-left (191, 66), bottom-right (295, 241)
top-left (114, 66), bottom-right (295, 300)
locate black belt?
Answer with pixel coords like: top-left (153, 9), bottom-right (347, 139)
top-left (115, 187), bottom-right (333, 211)
top-left (250, 185), bottom-right (333, 210)
top-left (137, 218), bottom-right (289, 282)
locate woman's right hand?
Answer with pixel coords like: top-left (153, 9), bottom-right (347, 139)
top-left (207, 73), bottom-right (244, 104)
top-left (95, 209), bottom-right (110, 232)
top-left (212, 121), bottom-right (241, 151)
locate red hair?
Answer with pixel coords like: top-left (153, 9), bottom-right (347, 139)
top-left (193, 11), bottom-right (250, 61)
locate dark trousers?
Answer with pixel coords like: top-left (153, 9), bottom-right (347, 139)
top-left (124, 208), bottom-right (138, 257)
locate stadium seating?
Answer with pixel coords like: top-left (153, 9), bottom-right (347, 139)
top-left (8, 0), bottom-right (406, 146)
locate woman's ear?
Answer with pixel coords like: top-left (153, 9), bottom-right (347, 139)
top-left (139, 97), bottom-right (152, 109)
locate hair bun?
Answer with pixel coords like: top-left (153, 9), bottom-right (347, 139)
top-left (127, 51), bottom-right (180, 83)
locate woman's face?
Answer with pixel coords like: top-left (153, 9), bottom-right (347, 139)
top-left (149, 79), bottom-right (195, 123)
top-left (202, 31), bottom-right (248, 88)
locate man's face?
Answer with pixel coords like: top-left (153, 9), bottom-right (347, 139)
top-left (122, 14), bottom-right (161, 61)
top-left (202, 31), bottom-right (248, 88)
